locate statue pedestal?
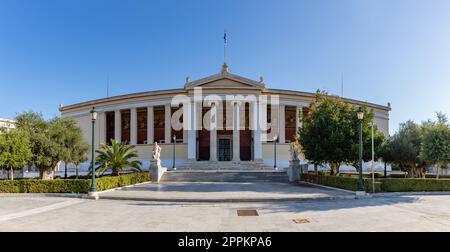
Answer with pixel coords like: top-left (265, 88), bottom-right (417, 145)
top-left (287, 160), bottom-right (301, 182)
top-left (150, 160), bottom-right (166, 183)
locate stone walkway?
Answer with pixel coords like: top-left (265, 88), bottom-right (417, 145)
top-left (2, 194), bottom-right (450, 231)
top-left (97, 182), bottom-right (355, 202)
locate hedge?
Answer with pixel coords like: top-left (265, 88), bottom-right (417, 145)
top-left (304, 174), bottom-right (450, 192)
top-left (94, 172), bottom-right (149, 191)
top-left (0, 172), bottom-right (149, 193)
top-left (381, 178), bottom-right (450, 192)
top-left (304, 174), bottom-right (381, 192)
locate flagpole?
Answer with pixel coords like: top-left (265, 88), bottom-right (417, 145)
top-left (224, 30), bottom-right (227, 63)
top-left (224, 43), bottom-right (226, 63)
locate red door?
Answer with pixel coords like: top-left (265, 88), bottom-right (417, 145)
top-left (240, 130), bottom-right (252, 161)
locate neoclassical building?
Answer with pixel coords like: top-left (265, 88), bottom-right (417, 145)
top-left (0, 118), bottom-right (15, 130)
top-left (60, 64), bottom-right (390, 169)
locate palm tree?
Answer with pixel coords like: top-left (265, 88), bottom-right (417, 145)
top-left (95, 140), bottom-right (142, 176)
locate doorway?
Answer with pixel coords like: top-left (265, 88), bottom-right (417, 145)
top-left (218, 138), bottom-right (232, 161)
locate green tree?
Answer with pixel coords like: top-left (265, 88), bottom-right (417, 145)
top-left (15, 111), bottom-right (47, 172)
top-left (51, 118), bottom-right (88, 179)
top-left (377, 138), bottom-right (395, 177)
top-left (95, 139), bottom-right (142, 176)
top-left (0, 129), bottom-right (32, 180)
top-left (385, 121), bottom-right (427, 178)
top-left (15, 112), bottom-right (66, 179)
top-left (420, 113), bottom-right (450, 179)
top-left (72, 142), bottom-right (89, 179)
top-left (298, 91), bottom-right (384, 175)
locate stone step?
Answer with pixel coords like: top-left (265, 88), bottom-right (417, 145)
top-left (174, 161), bottom-right (276, 171)
top-left (161, 170), bottom-right (288, 183)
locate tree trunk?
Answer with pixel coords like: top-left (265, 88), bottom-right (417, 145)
top-left (64, 162), bottom-right (68, 179)
top-left (75, 164), bottom-right (79, 179)
top-left (410, 167), bottom-right (416, 178)
top-left (330, 163), bottom-right (340, 176)
top-left (111, 168), bottom-right (119, 177)
top-left (9, 167), bottom-right (13, 181)
top-left (384, 162), bottom-right (387, 178)
top-left (314, 164), bottom-right (318, 183)
top-left (409, 167), bottom-right (420, 178)
top-left (39, 168), bottom-right (54, 180)
top-left (436, 163), bottom-right (440, 179)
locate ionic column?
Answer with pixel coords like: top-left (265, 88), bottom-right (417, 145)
top-left (187, 102), bottom-right (197, 160)
top-left (210, 103), bottom-right (217, 161)
top-left (252, 102), bottom-right (262, 160)
top-left (232, 102), bottom-right (240, 162)
top-left (147, 106), bottom-right (154, 144)
top-left (98, 112), bottom-right (106, 145)
top-left (164, 104), bottom-right (171, 144)
top-left (279, 104), bottom-right (286, 144)
top-left (130, 107), bottom-right (137, 145)
top-left (183, 105), bottom-right (188, 143)
top-left (296, 106), bottom-right (302, 139)
top-left (114, 110), bottom-right (121, 142)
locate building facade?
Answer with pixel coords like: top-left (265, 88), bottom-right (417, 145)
top-left (0, 118), bottom-right (16, 130)
top-left (60, 64), bottom-right (390, 169)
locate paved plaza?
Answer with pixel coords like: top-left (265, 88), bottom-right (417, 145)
top-left (1, 181), bottom-right (450, 231)
top-left (98, 182), bottom-right (355, 202)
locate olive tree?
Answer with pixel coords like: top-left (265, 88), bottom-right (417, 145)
top-left (52, 118), bottom-right (89, 179)
top-left (382, 120), bottom-right (427, 178)
top-left (15, 112), bottom-right (67, 179)
top-left (0, 128), bottom-right (32, 180)
top-left (420, 113), bottom-right (450, 179)
top-left (72, 142), bottom-right (89, 179)
top-left (377, 138), bottom-right (395, 177)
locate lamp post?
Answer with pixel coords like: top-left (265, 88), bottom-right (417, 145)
top-left (172, 135), bottom-right (176, 171)
top-left (357, 107), bottom-right (365, 192)
top-left (90, 107), bottom-right (97, 194)
top-left (273, 135), bottom-right (278, 169)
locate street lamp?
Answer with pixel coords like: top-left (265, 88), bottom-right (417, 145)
top-left (357, 107), bottom-right (365, 192)
top-left (273, 135), bottom-right (278, 169)
top-left (90, 107), bottom-right (97, 194)
top-left (172, 135), bottom-right (176, 171)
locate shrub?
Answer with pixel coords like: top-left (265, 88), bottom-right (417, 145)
top-left (0, 179), bottom-right (90, 193)
top-left (0, 172), bottom-right (149, 193)
top-left (381, 178), bottom-right (450, 192)
top-left (339, 172), bottom-right (384, 178)
top-left (389, 173), bottom-right (408, 178)
top-left (94, 172), bottom-right (149, 191)
top-left (304, 174), bottom-right (381, 192)
top-left (304, 174), bottom-right (450, 192)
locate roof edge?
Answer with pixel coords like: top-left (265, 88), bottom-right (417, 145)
top-left (60, 88), bottom-right (185, 112)
top-left (266, 88), bottom-right (391, 111)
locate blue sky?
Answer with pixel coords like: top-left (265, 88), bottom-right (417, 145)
top-left (0, 0), bottom-right (449, 134)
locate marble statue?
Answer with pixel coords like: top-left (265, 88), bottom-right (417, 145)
top-left (289, 142), bottom-right (300, 161)
top-left (150, 142), bottom-right (166, 183)
top-left (152, 142), bottom-right (161, 161)
top-left (287, 142), bottom-right (304, 182)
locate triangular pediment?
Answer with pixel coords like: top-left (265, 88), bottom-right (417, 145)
top-left (185, 72), bottom-right (265, 90)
